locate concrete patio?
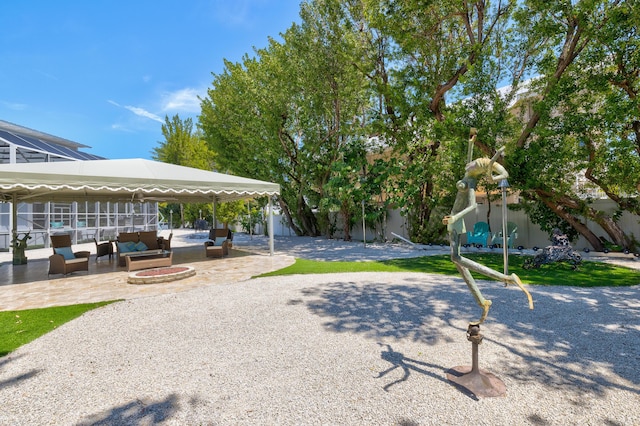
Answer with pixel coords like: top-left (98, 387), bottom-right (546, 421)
top-left (0, 230), bottom-right (295, 312)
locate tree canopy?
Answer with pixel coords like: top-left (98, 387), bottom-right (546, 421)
top-left (198, 0), bottom-right (639, 250)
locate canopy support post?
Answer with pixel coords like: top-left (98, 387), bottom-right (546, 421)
top-left (11, 194), bottom-right (17, 253)
top-left (212, 198), bottom-right (217, 229)
top-left (269, 195), bottom-right (274, 256)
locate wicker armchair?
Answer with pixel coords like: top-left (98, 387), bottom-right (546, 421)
top-left (204, 228), bottom-right (232, 258)
top-left (204, 240), bottom-right (229, 258)
top-left (94, 238), bottom-right (113, 262)
top-left (159, 233), bottom-right (173, 251)
top-left (48, 234), bottom-right (90, 276)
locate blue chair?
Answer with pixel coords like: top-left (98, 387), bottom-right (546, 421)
top-left (491, 222), bottom-right (518, 248)
top-left (467, 222), bottom-right (490, 247)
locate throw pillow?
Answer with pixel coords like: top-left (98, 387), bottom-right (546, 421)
top-left (134, 241), bottom-right (148, 252)
top-left (54, 246), bottom-right (75, 260)
top-left (215, 237), bottom-right (227, 246)
top-left (117, 241), bottom-right (136, 253)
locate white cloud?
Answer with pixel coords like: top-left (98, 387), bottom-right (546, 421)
top-left (0, 100), bottom-right (28, 110)
top-left (161, 88), bottom-right (203, 114)
top-left (212, 1), bottom-right (251, 26)
top-left (110, 123), bottom-right (135, 132)
top-left (108, 99), bottom-right (164, 123)
top-left (124, 105), bottom-right (164, 123)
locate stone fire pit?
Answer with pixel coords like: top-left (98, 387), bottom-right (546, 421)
top-left (127, 266), bottom-right (196, 284)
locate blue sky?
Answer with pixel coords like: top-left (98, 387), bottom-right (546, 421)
top-left (0, 1), bottom-right (301, 160)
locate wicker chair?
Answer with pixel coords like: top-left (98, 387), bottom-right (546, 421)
top-left (94, 237), bottom-right (113, 262)
top-left (204, 240), bottom-right (229, 258)
top-left (159, 232), bottom-right (173, 251)
top-left (49, 234), bottom-right (90, 276)
top-left (204, 229), bottom-right (231, 258)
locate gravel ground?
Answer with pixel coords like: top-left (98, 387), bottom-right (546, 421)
top-left (1, 236), bottom-right (639, 425)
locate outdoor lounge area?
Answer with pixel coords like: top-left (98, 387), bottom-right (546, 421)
top-left (0, 231), bottom-right (293, 311)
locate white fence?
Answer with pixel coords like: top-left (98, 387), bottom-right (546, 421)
top-left (257, 198), bottom-right (639, 251)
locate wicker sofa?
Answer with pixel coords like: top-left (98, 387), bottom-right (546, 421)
top-left (116, 231), bottom-right (167, 267)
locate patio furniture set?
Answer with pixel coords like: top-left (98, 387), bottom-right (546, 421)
top-left (114, 231), bottom-right (173, 272)
top-left (48, 228), bottom-right (232, 276)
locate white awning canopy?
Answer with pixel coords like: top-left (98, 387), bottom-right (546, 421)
top-left (0, 158), bottom-right (280, 204)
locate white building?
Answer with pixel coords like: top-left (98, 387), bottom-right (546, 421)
top-left (0, 120), bottom-right (159, 250)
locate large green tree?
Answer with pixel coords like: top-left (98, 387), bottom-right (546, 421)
top-left (198, 0), bottom-right (639, 249)
top-left (357, 0), bottom-right (514, 242)
top-left (153, 114), bottom-right (214, 170)
top-left (153, 114), bottom-right (216, 227)
top-left (201, 0), bottom-right (372, 238)
top-left (506, 0), bottom-right (636, 250)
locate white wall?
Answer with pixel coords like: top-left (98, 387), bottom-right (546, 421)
top-left (264, 198), bottom-right (639, 251)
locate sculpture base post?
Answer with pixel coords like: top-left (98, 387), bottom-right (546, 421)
top-left (446, 324), bottom-right (506, 398)
top-left (13, 250), bottom-right (28, 265)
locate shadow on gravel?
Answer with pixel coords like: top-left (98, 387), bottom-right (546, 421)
top-left (78, 394), bottom-right (179, 426)
top-left (376, 342), bottom-right (456, 394)
top-left (301, 275), bottom-right (640, 398)
top-left (0, 369), bottom-right (41, 390)
top-left (303, 278), bottom-right (478, 343)
top-left (0, 354), bottom-right (41, 390)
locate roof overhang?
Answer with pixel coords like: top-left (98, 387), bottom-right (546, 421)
top-left (0, 158), bottom-right (280, 204)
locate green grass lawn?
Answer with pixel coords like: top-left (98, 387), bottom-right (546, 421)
top-left (0, 301), bottom-right (117, 357)
top-left (258, 253), bottom-right (640, 287)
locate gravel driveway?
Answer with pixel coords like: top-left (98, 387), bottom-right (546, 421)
top-left (1, 264), bottom-right (639, 425)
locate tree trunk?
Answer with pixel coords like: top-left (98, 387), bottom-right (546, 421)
top-left (341, 203), bottom-right (352, 242)
top-left (588, 212), bottom-right (632, 251)
top-left (486, 195), bottom-right (492, 233)
top-left (278, 198), bottom-right (303, 236)
top-left (342, 215), bottom-right (352, 241)
top-left (538, 187), bottom-right (633, 250)
top-left (297, 191), bottom-right (320, 236)
top-left (539, 195), bottom-right (603, 250)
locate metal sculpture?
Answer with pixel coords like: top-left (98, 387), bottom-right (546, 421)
top-left (12, 231), bottom-right (31, 265)
top-left (444, 129), bottom-right (535, 398)
top-left (442, 129), bottom-right (533, 326)
top-left (523, 228), bottom-right (582, 270)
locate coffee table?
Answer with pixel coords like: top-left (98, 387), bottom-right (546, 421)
top-left (124, 250), bottom-right (173, 272)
